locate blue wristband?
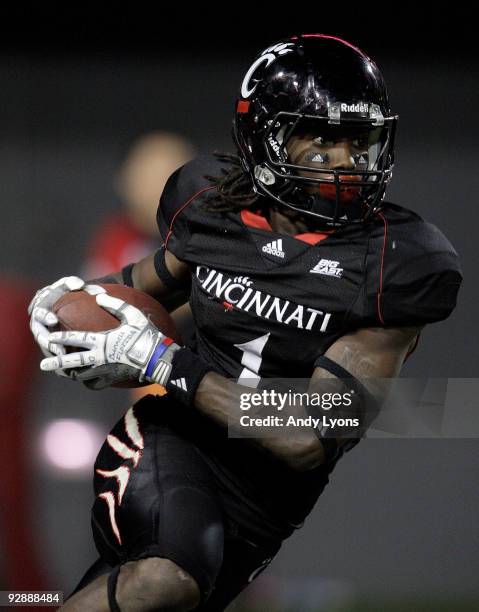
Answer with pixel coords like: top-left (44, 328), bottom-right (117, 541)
top-left (145, 339), bottom-right (174, 379)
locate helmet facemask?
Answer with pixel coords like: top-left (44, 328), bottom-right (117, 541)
top-left (255, 111), bottom-right (397, 227)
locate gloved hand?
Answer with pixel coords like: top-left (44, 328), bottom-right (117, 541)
top-left (40, 292), bottom-right (181, 390)
top-left (28, 276), bottom-right (85, 361)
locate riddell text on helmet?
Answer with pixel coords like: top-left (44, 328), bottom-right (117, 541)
top-left (340, 103), bottom-right (369, 113)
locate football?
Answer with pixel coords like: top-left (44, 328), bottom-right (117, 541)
top-left (52, 283), bottom-right (181, 387)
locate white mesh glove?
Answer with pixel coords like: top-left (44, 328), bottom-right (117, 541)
top-left (41, 292), bottom-right (181, 390)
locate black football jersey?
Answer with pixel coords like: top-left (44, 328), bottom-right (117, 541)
top-left (155, 155), bottom-right (462, 540)
top-left (157, 155), bottom-right (461, 379)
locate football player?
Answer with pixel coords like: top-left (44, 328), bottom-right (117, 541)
top-left (29, 35), bottom-right (462, 611)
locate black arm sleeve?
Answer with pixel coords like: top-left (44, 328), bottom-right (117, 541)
top-left (307, 356), bottom-right (381, 463)
top-left (153, 246), bottom-right (188, 291)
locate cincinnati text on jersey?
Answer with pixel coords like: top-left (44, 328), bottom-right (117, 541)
top-left (196, 266), bottom-right (332, 332)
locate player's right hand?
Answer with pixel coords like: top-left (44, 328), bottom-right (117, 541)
top-left (28, 276), bottom-right (85, 358)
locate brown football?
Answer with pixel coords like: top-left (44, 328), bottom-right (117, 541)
top-left (52, 283), bottom-right (181, 387)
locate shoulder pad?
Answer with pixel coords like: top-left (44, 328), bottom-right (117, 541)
top-left (366, 205), bottom-right (462, 326)
top-left (156, 155), bottom-right (222, 258)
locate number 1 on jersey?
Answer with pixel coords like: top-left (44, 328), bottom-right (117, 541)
top-left (234, 332), bottom-right (270, 388)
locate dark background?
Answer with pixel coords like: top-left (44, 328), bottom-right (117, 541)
top-left (1, 9), bottom-right (478, 610)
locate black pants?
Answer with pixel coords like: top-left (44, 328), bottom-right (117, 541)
top-left (72, 396), bottom-right (281, 610)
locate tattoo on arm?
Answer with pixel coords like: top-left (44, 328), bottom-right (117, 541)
top-left (318, 326), bottom-right (421, 402)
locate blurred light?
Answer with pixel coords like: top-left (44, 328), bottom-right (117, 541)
top-left (41, 419), bottom-right (103, 473)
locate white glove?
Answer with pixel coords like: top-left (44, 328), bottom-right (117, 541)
top-left (41, 292), bottom-right (181, 390)
top-left (28, 276), bottom-right (85, 359)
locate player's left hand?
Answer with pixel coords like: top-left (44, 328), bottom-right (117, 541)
top-left (41, 293), bottom-right (181, 390)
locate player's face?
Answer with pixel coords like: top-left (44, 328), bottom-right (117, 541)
top-left (286, 129), bottom-right (371, 202)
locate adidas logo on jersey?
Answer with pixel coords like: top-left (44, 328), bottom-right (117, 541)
top-left (310, 258), bottom-right (343, 278)
top-left (262, 239), bottom-right (285, 258)
top-left (170, 378), bottom-right (187, 391)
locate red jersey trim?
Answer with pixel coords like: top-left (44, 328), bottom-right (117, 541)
top-left (295, 231), bottom-right (333, 245)
top-left (377, 212), bottom-right (388, 325)
top-left (241, 209), bottom-right (272, 231)
top-left (241, 209), bottom-right (334, 244)
top-left (164, 185), bottom-right (216, 247)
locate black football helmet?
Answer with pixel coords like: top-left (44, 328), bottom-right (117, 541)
top-left (233, 34), bottom-right (398, 226)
